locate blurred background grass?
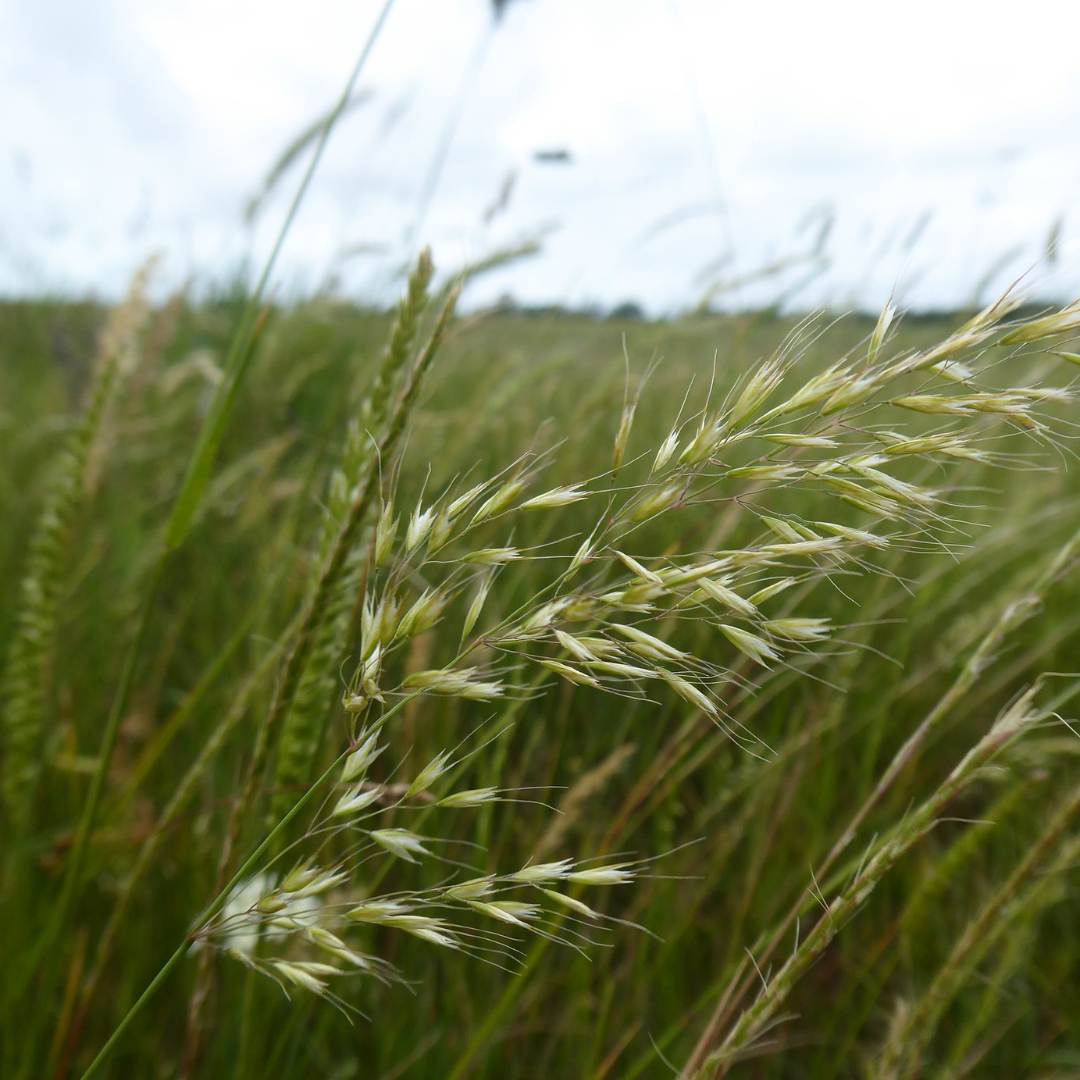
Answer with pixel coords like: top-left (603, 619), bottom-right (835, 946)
top-left (4, 294), bottom-right (1080, 1079)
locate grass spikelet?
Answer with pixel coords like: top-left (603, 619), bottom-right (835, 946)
top-left (867, 300), bottom-right (897, 363)
top-left (763, 617), bottom-right (830, 642)
top-left (370, 828), bottom-right (431, 862)
top-left (402, 667), bottom-right (504, 699)
top-left (373, 498), bottom-right (398, 568)
top-left (471, 475), bottom-right (527, 524)
top-left (998, 298), bottom-right (1080, 344)
top-left (437, 787), bottom-right (499, 808)
top-left (719, 624), bottom-right (780, 666)
top-left (729, 356), bottom-right (786, 426)
top-left (462, 570), bottom-right (496, 641)
top-left (611, 358), bottom-right (638, 477)
top-left (660, 671), bottom-right (719, 716)
top-left (519, 484), bottom-right (588, 510)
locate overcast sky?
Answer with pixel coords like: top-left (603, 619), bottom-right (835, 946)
top-left (2, 0), bottom-right (1080, 313)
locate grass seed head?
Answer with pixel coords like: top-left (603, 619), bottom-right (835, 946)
top-left (445, 877), bottom-right (496, 901)
top-left (469, 900), bottom-right (540, 926)
top-left (405, 503), bottom-right (436, 552)
top-left (761, 537), bottom-right (844, 557)
top-left (370, 828), bottom-right (431, 862)
top-left (542, 890), bottom-right (600, 919)
top-left (332, 785), bottom-right (384, 818)
top-left (631, 484), bottom-right (682, 520)
top-left (438, 787), bottom-right (500, 808)
top-left (283, 869), bottom-right (346, 899)
top-left (374, 502), bottom-right (398, 568)
top-left (868, 301), bottom-right (897, 363)
top-left (342, 731), bottom-right (385, 781)
top-left (586, 659), bottom-right (656, 681)
top-left (428, 508), bottom-right (456, 551)
top-left (540, 659), bottom-right (603, 689)
top-left (748, 577), bottom-right (797, 605)
top-left (762, 516), bottom-right (806, 544)
top-left (569, 534), bottom-right (596, 573)
top-left (612, 401), bottom-right (637, 477)
top-left (661, 671), bottom-right (718, 716)
top-left (555, 629), bottom-right (601, 662)
top-left (403, 666), bottom-right (503, 699)
top-left (271, 960), bottom-right (328, 995)
top-left (720, 623), bottom-right (780, 665)
top-left (762, 433), bottom-right (837, 448)
top-left (520, 484), bottom-right (588, 510)
top-left (613, 623), bottom-right (689, 663)
top-left (463, 546), bottom-right (521, 565)
top-left (764, 617), bottom-right (831, 642)
top-left (818, 522), bottom-right (889, 549)
top-left (652, 429), bottom-right (680, 473)
top-left (374, 914), bottom-right (459, 948)
top-left (678, 419), bottom-right (723, 465)
top-left (346, 900), bottom-right (412, 923)
top-left (614, 550), bottom-right (663, 585)
top-left (730, 357), bottom-right (786, 426)
top-left (406, 750), bottom-right (453, 797)
top-left (726, 463), bottom-right (802, 482)
top-left (395, 587), bottom-right (451, 640)
top-left (512, 859), bottom-right (573, 884)
top-left (447, 481), bottom-right (491, 518)
top-left (780, 360), bottom-right (849, 411)
top-left (472, 477), bottom-right (526, 524)
top-left (309, 928), bottom-right (372, 970)
top-left (567, 863), bottom-right (635, 886)
top-left (999, 298), bottom-right (1080, 344)
top-left (353, 644), bottom-right (383, 703)
top-left (462, 570), bottom-right (495, 641)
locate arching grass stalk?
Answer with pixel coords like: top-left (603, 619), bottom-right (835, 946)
top-left (693, 687), bottom-right (1049, 1077)
top-left (873, 780), bottom-right (1080, 1080)
top-left (821, 524), bottom-right (1080, 872)
top-left (21, 0), bottom-right (395, 1001)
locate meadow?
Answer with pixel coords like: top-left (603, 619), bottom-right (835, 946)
top-left (4, 269), bottom-right (1080, 1080)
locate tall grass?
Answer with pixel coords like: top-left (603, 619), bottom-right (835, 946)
top-left (4, 267), bottom-right (1080, 1080)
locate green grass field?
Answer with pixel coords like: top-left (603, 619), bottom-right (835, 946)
top-left (4, 275), bottom-right (1080, 1080)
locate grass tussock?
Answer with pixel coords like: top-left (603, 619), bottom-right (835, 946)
top-left (3, 272), bottom-right (1080, 1080)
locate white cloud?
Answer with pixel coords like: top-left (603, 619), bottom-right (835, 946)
top-left (1, 0), bottom-right (1078, 311)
